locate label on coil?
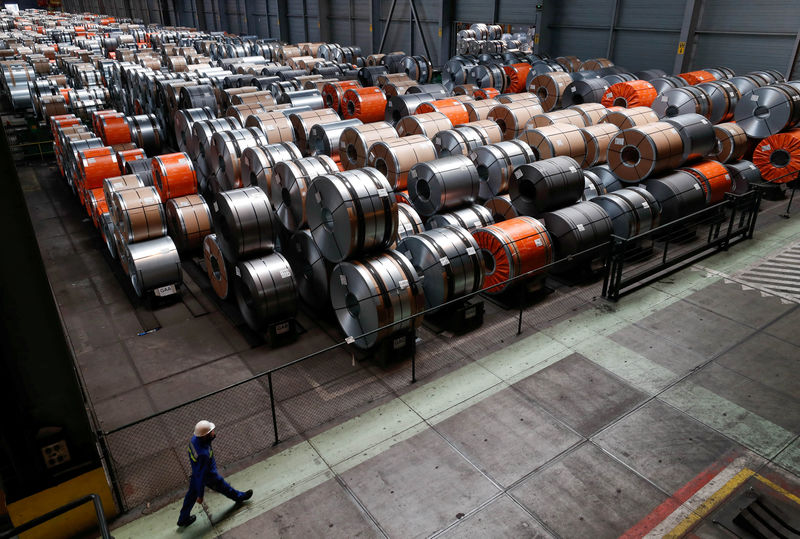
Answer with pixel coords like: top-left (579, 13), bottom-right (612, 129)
top-left (213, 201), bottom-right (218, 211)
top-left (570, 87), bottom-right (576, 92)
top-left (556, 140), bottom-right (563, 146)
top-left (576, 223), bottom-right (585, 231)
top-left (534, 238), bottom-right (543, 247)
top-left (641, 201), bottom-right (648, 208)
top-left (154, 284), bottom-right (177, 296)
top-left (614, 137), bottom-right (623, 145)
top-left (377, 188), bottom-right (387, 197)
top-left (235, 266), bottom-right (242, 277)
top-left (466, 246), bottom-right (476, 256)
top-left (514, 169), bottom-right (523, 179)
top-left (762, 145), bottom-right (771, 151)
top-left (725, 174), bottom-right (730, 179)
top-left (751, 94), bottom-right (759, 101)
top-left (340, 274), bottom-right (347, 286)
top-left (315, 191), bottom-right (322, 203)
top-left (439, 256), bottom-right (449, 266)
top-left (399, 279), bottom-right (409, 289)
top-left (569, 166), bottom-right (576, 173)
top-left (280, 268), bottom-right (292, 278)
top-left (345, 336), bottom-right (355, 344)
top-left (409, 169), bottom-right (417, 178)
top-left (693, 183), bottom-right (701, 190)
top-left (275, 321), bottom-right (291, 334)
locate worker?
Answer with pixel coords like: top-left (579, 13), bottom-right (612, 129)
top-left (176, 420), bottom-right (253, 527)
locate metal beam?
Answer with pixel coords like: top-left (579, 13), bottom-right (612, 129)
top-left (605, 0), bottom-right (620, 60)
top-left (492, 0), bottom-right (500, 24)
top-left (788, 29), bottom-right (800, 80)
top-left (276, 0), bottom-right (289, 41)
top-left (409, 0), bottom-right (431, 61)
top-left (673, 0), bottom-right (703, 75)
top-left (371, 0), bottom-right (381, 54)
top-left (377, 0), bottom-right (398, 54)
top-left (318, 0), bottom-right (330, 41)
top-left (302, 0), bottom-right (308, 42)
top-left (533, 2), bottom-right (544, 56)
top-left (439, 0), bottom-right (454, 66)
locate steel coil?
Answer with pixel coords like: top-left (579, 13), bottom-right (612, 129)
top-left (663, 113), bottom-right (717, 161)
top-left (527, 109), bottom-right (587, 129)
top-left (416, 98), bottom-right (470, 125)
top-left (484, 194), bottom-right (518, 222)
top-left (104, 174), bottom-right (145, 210)
top-left (470, 140), bottom-right (536, 199)
top-left (569, 103), bottom-right (608, 126)
top-left (153, 152), bottom-right (197, 202)
top-left (643, 170), bottom-right (705, 224)
top-left (289, 108), bottom-right (342, 155)
top-left (203, 233), bottom-right (233, 299)
top-left (306, 168), bottom-right (397, 262)
top-left (601, 106), bottom-right (660, 129)
top-left (215, 186), bottom-right (279, 260)
top-left (341, 86), bottom-right (387, 123)
top-left (425, 204), bottom-right (494, 231)
top-left (600, 80), bottom-right (657, 108)
top-left (510, 156), bottom-right (585, 216)
top-left (471, 63), bottom-right (506, 92)
top-left (402, 55), bottom-right (433, 83)
top-left (207, 127), bottom-right (268, 191)
top-left (463, 98), bottom-right (500, 121)
top-left (396, 111), bottom-right (453, 138)
top-left (529, 71), bottom-right (573, 111)
top-left (542, 201), bottom-right (613, 262)
top-left (396, 202), bottom-right (424, 241)
top-left (710, 122), bottom-right (748, 163)
top-left (112, 185), bottom-right (167, 243)
top-left (166, 194), bottom-right (213, 252)
top-left (607, 121), bottom-right (685, 182)
top-left (239, 142), bottom-right (303, 193)
top-left (321, 80), bottom-right (361, 112)
top-left (285, 229), bottom-right (332, 309)
top-left (271, 155), bottom-right (339, 231)
top-left (649, 75), bottom-right (688, 95)
top-left (725, 160), bottom-right (761, 194)
top-left (680, 159), bottom-right (733, 203)
top-left (366, 135), bottom-right (438, 190)
top-left (590, 187), bottom-right (661, 239)
top-left (307, 119), bottom-right (363, 160)
top-left (433, 121), bottom-right (503, 157)
top-left (279, 89), bottom-right (324, 110)
top-left (504, 63), bottom-right (532, 93)
top-left (385, 92), bottom-right (434, 125)
top-left (339, 122), bottom-right (399, 169)
top-left (678, 70), bottom-right (716, 85)
top-left (580, 123), bottom-right (621, 167)
top-left (562, 78), bottom-right (610, 106)
top-left (244, 110), bottom-right (295, 144)
top-left (179, 84), bottom-right (218, 113)
top-left (126, 236), bottom-right (182, 297)
top-left (488, 100), bottom-right (544, 140)
top-left (174, 107), bottom-right (215, 153)
top-left (408, 155), bottom-right (481, 216)
top-left (522, 123), bottom-right (586, 163)
top-left (734, 83), bottom-right (800, 139)
top-left (234, 252), bottom-right (297, 331)
top-left (651, 86), bottom-right (711, 118)
top-left (473, 87), bottom-right (501, 100)
top-left (696, 80), bottom-right (740, 123)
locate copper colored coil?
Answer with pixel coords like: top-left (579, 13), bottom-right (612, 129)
top-left (341, 86), bottom-right (387, 123)
top-left (240, 142), bottom-right (303, 192)
top-left (321, 80), bottom-right (361, 112)
top-left (568, 103), bottom-right (608, 126)
top-left (383, 80), bottom-right (417, 98)
top-left (529, 71), bottom-right (573, 111)
top-left (104, 174), bottom-right (145, 208)
top-left (165, 194), bottom-right (213, 252)
top-left (681, 160), bottom-right (733, 203)
top-left (607, 121), bottom-right (685, 182)
top-left (497, 93), bottom-right (541, 104)
top-left (483, 194), bottom-right (518, 222)
top-left (454, 84), bottom-right (476, 96)
top-left (415, 98), bottom-right (469, 125)
top-left (166, 55), bottom-right (187, 72)
top-left (464, 98), bottom-right (500, 122)
top-left (453, 95), bottom-right (475, 103)
top-left (227, 104), bottom-right (267, 126)
top-left (117, 148), bottom-right (147, 173)
top-left (600, 106), bottom-right (659, 129)
top-left (152, 152), bottom-right (197, 202)
top-left (488, 100), bottom-right (545, 140)
top-left (50, 115), bottom-right (80, 139)
top-left (752, 129), bottom-right (800, 183)
top-left (289, 108), bottom-right (342, 155)
top-left (504, 63), bottom-right (532, 93)
top-left (92, 110), bottom-right (119, 136)
top-left (339, 122), bottom-right (399, 169)
top-left (710, 123), bottom-right (748, 164)
top-left (396, 111), bottom-right (453, 138)
top-left (678, 70), bottom-right (716, 85)
top-left (527, 109), bottom-right (587, 129)
top-left (472, 216), bottom-right (553, 294)
top-left (473, 87), bottom-right (500, 100)
top-left (231, 90), bottom-right (277, 107)
top-left (245, 110), bottom-right (295, 144)
top-left (521, 123), bottom-right (588, 163)
top-left (377, 73), bottom-right (413, 87)
top-left (222, 87), bottom-right (259, 110)
top-left (112, 143), bottom-right (138, 153)
top-left (556, 56), bottom-right (582, 73)
top-left (86, 188), bottom-right (106, 228)
top-left (203, 233), bottom-right (232, 299)
top-left (600, 80), bottom-right (657, 108)
top-left (580, 58), bottom-right (613, 71)
top-left (580, 123), bottom-right (621, 167)
top-left (113, 185), bottom-right (167, 243)
top-left (367, 135), bottom-right (438, 190)
top-left (79, 148), bottom-right (119, 190)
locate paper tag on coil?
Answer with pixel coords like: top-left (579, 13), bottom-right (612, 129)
top-left (729, 92), bottom-right (735, 97)
top-left (434, 137), bottom-right (440, 145)
top-left (751, 94), bottom-right (759, 101)
top-left (642, 201), bottom-right (648, 208)
top-left (556, 140), bottom-right (563, 146)
top-left (466, 246), bottom-right (476, 255)
top-left (570, 87), bottom-right (576, 92)
top-left (213, 201), bottom-right (218, 211)
top-left (439, 256), bottom-right (449, 266)
top-left (762, 145), bottom-right (771, 151)
top-left (377, 188), bottom-right (387, 197)
top-left (605, 92), bottom-right (612, 99)
top-left (700, 118), bottom-right (709, 124)
top-left (235, 266), bottom-right (241, 277)
top-left (398, 279), bottom-right (409, 289)
top-left (614, 137), bottom-right (623, 145)
top-left (514, 169), bottom-right (523, 178)
top-left (340, 274), bottom-right (347, 286)
top-left (409, 169), bottom-right (417, 178)
top-left (314, 191), bottom-right (321, 202)
top-left (264, 124), bottom-right (274, 130)
top-left (693, 183), bottom-right (701, 190)
top-left (569, 166), bottom-right (576, 173)
top-left (576, 223), bottom-right (585, 231)
top-left (534, 238), bottom-right (543, 247)
top-left (660, 95), bottom-right (668, 102)
top-left (725, 174), bottom-right (730, 180)
top-left (154, 284), bottom-right (177, 297)
top-left (345, 336), bottom-right (355, 344)
top-left (280, 268), bottom-right (292, 278)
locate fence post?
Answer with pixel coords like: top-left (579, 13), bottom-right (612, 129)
top-left (267, 372), bottom-right (279, 445)
top-left (411, 341), bottom-right (416, 383)
top-left (95, 430), bottom-right (126, 512)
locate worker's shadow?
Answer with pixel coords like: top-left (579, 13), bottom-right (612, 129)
top-left (206, 501), bottom-right (249, 527)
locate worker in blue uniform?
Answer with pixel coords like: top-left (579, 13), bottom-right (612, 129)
top-left (176, 420), bottom-right (253, 527)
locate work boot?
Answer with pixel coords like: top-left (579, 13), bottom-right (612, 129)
top-left (237, 489), bottom-right (253, 503)
top-left (177, 514), bottom-right (197, 527)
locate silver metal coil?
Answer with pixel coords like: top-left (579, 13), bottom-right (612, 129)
top-left (307, 119), bottom-right (363, 159)
top-left (424, 204), bottom-right (494, 231)
top-left (234, 252), bottom-right (297, 331)
top-left (663, 113), bottom-right (717, 161)
top-left (271, 155), bottom-right (339, 231)
top-left (126, 235), bottom-right (182, 297)
top-left (733, 82), bottom-right (800, 139)
top-left (278, 89), bottom-right (324, 110)
top-left (469, 140), bottom-right (536, 200)
top-left (483, 194), bottom-right (518, 222)
top-left (724, 160), bottom-right (761, 195)
top-left (396, 202), bottom-right (424, 242)
top-left (384, 92), bottom-right (434, 125)
top-left (561, 78), bottom-right (610, 107)
top-left (542, 201), bottom-right (613, 261)
top-left (652, 86), bottom-right (711, 118)
top-left (510, 156), bottom-right (585, 217)
top-left (643, 170), bottom-right (706, 224)
top-left (240, 142), bottom-right (303, 193)
top-left (408, 155), bottom-right (481, 217)
top-left (207, 127), bottom-right (268, 192)
top-left (285, 229), bottom-right (333, 310)
top-left (214, 186), bottom-right (279, 261)
top-left (590, 187), bottom-right (661, 239)
top-left (174, 107), bottom-right (216, 153)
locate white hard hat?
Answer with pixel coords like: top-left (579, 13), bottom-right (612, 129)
top-left (194, 420), bottom-right (216, 437)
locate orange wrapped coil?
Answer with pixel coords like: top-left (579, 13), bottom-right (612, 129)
top-left (678, 70), bottom-right (716, 85)
top-left (473, 87), bottom-right (500, 100)
top-left (79, 147), bottom-right (119, 191)
top-left (117, 148), bottom-right (147, 173)
top-left (100, 114), bottom-right (131, 145)
top-left (341, 86), bottom-right (387, 123)
top-left (91, 110), bottom-right (119, 136)
top-left (321, 80), bottom-right (361, 112)
top-left (471, 216), bottom-right (553, 294)
top-left (681, 159), bottom-right (732, 204)
top-left (600, 80), bottom-right (657, 108)
top-left (50, 115), bottom-right (79, 139)
top-left (152, 152), bottom-right (197, 202)
top-left (752, 129), bottom-right (800, 183)
top-left (415, 98), bottom-right (469, 125)
top-left (503, 63), bottom-right (531, 93)
top-left (86, 188), bottom-right (108, 228)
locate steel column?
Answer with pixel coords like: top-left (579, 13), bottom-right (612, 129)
top-left (673, 0), bottom-right (703, 75)
top-left (605, 0), bottom-right (621, 60)
top-left (377, 0), bottom-right (397, 54)
top-left (786, 29), bottom-right (800, 79)
top-left (276, 0), bottom-right (290, 41)
top-left (302, 0), bottom-right (309, 42)
top-left (371, 0), bottom-right (381, 53)
top-left (439, 0), bottom-right (453, 66)
top-left (409, 0), bottom-right (431, 62)
top-left (318, 0), bottom-right (331, 41)
top-left (492, 0), bottom-right (500, 25)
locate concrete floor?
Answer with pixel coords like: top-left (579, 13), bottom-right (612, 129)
top-left (21, 161), bottom-right (800, 537)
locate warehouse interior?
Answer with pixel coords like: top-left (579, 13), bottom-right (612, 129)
top-left (2, 0), bottom-right (800, 537)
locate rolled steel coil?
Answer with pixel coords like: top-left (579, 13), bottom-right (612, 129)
top-left (529, 71), bottom-right (573, 111)
top-left (179, 84), bottom-right (218, 114)
top-left (244, 110), bottom-right (295, 144)
top-left (383, 80), bottom-right (418, 98)
top-left (443, 57), bottom-right (478, 88)
top-left (589, 164), bottom-right (624, 194)
top-left (358, 65), bottom-right (388, 87)
top-left (416, 98), bottom-right (470, 125)
top-left (232, 91), bottom-right (278, 108)
top-left (126, 160), bottom-right (156, 188)
top-left (433, 121), bottom-right (503, 157)
top-left (189, 118), bottom-right (243, 188)
top-left (473, 87), bottom-right (501, 100)
top-left (227, 104), bottom-right (269, 127)
top-left (203, 233), bottom-right (233, 299)
top-left (649, 75), bottom-right (688, 95)
top-left (470, 140), bottom-right (536, 199)
top-left (86, 188), bottom-right (108, 228)
top-left (279, 89), bottom-right (324, 110)
top-left (208, 127), bottom-right (269, 191)
top-left (99, 114), bottom-right (132, 146)
top-left (504, 63), bottom-right (532, 93)
top-left (484, 194), bottom-right (518, 222)
top-left (510, 156), bottom-right (585, 216)
top-left (580, 58), bottom-right (614, 71)
top-left (663, 113), bottom-right (717, 161)
top-left (113, 185), bottom-right (167, 244)
top-left (556, 56), bottom-right (583, 73)
top-left (385, 92), bottom-right (434, 125)
top-left (306, 168), bottom-right (397, 262)
top-left (705, 67), bottom-right (736, 80)
top-left (472, 216), bottom-right (553, 294)
top-left (234, 252), bottom-right (297, 331)
top-left (397, 226), bottom-right (484, 308)
top-left (471, 63), bottom-right (506, 92)
top-left (749, 69), bottom-right (784, 85)
top-left (240, 142), bottom-right (303, 193)
top-left (341, 86), bottom-right (387, 123)
top-left (734, 82), bottom-right (800, 139)
top-left (678, 70), bottom-right (716, 85)
top-left (408, 155), bottom-right (481, 216)
top-left (590, 187), bottom-right (661, 239)
top-left (710, 122), bottom-right (748, 163)
top-left (396, 111), bottom-right (453, 138)
top-left (727, 75), bottom-right (762, 96)
top-left (651, 86), bottom-right (711, 118)
top-left (377, 73), bottom-right (414, 87)
top-left (366, 135), bottom-right (437, 190)
top-left (681, 159), bottom-right (733, 203)
top-left (285, 229), bottom-right (332, 309)
top-left (78, 148), bottom-right (120, 190)
top-left (425, 204), bottom-right (494, 231)
top-left (329, 250), bottom-right (424, 349)
top-left (104, 174), bottom-right (145, 207)
top-left (562, 78), bottom-right (610, 107)
top-left (542, 201), bottom-right (613, 262)
top-left (271, 155), bottom-right (339, 231)
top-left (581, 170), bottom-right (607, 201)
top-left (600, 80), bottom-right (657, 108)
top-left (129, 114), bottom-right (164, 155)
top-left (521, 123), bottom-right (587, 163)
top-left (580, 123), bottom-right (621, 167)
top-left (752, 129), bottom-right (800, 183)
top-left (643, 170), bottom-right (706, 224)
top-left (396, 202), bottom-right (425, 241)
top-left (454, 84), bottom-right (477, 96)
top-left (320, 80), bottom-right (361, 112)
top-left (308, 119), bottom-right (364, 160)
top-left (289, 108), bottom-right (342, 155)
top-left (527, 109), bottom-right (587, 129)
top-left (153, 152), bottom-right (197, 202)
top-left (488, 100), bottom-right (545, 140)
top-left (603, 73), bottom-right (638, 86)
top-left (175, 107), bottom-right (215, 154)
top-left (725, 160), bottom-right (761, 194)
top-left (339, 122), bottom-right (400, 170)
top-left (126, 236), bottom-right (182, 297)
top-left (464, 98), bottom-right (500, 121)
top-left (633, 69), bottom-right (668, 81)
top-left (402, 55), bottom-right (433, 83)
top-left (607, 121), bottom-right (685, 182)
top-left (696, 80), bottom-right (740, 123)
top-left (114, 225), bottom-right (130, 275)
top-left (215, 186), bottom-right (279, 261)
top-left (166, 194), bottom-right (213, 252)
top-left (601, 106), bottom-right (660, 129)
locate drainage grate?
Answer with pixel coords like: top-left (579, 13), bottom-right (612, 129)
top-left (733, 242), bottom-right (800, 304)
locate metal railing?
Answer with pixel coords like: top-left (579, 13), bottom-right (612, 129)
top-left (0, 493), bottom-right (111, 539)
